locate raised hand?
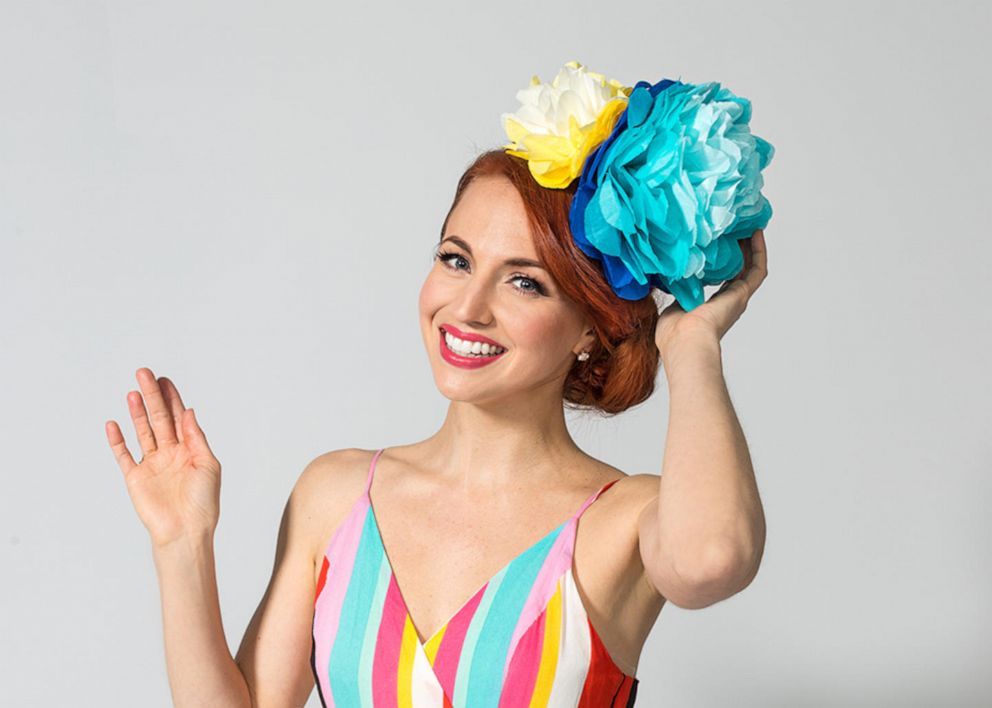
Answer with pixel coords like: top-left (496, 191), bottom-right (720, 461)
top-left (105, 368), bottom-right (221, 548)
top-left (655, 228), bottom-right (768, 357)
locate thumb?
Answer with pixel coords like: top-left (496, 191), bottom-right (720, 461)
top-left (184, 408), bottom-right (217, 463)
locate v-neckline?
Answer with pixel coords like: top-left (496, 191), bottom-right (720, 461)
top-left (365, 448), bottom-right (610, 648)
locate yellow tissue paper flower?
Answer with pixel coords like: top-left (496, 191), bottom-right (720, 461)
top-left (501, 60), bottom-right (632, 189)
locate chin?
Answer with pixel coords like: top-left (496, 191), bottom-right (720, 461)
top-left (433, 374), bottom-right (490, 400)
top-left (432, 373), bottom-right (510, 406)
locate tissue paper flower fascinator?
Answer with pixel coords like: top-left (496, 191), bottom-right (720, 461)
top-left (501, 60), bottom-right (775, 311)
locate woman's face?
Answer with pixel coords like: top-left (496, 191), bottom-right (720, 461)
top-left (418, 175), bottom-right (595, 405)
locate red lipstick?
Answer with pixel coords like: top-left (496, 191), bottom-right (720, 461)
top-left (440, 324), bottom-right (505, 348)
top-left (438, 326), bottom-right (507, 369)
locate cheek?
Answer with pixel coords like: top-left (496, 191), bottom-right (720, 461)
top-left (511, 310), bottom-right (572, 352)
top-left (418, 273), bottom-right (441, 312)
top-left (418, 272), bottom-right (447, 333)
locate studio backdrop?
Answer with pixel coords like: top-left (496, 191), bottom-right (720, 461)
top-left (1, 1), bottom-right (989, 706)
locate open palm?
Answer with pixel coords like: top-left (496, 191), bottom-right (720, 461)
top-left (105, 368), bottom-right (221, 547)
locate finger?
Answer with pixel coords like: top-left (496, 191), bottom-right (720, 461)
top-left (724, 237), bottom-right (752, 286)
top-left (105, 419), bottom-right (139, 475)
top-left (712, 277), bottom-right (734, 295)
top-left (753, 228), bottom-right (768, 272)
top-left (740, 236), bottom-right (754, 276)
top-left (741, 229), bottom-right (768, 293)
top-left (159, 377), bottom-right (187, 444)
top-left (127, 389), bottom-right (158, 456)
top-left (710, 276), bottom-right (747, 306)
top-left (136, 367), bottom-right (178, 447)
top-left (183, 408), bottom-right (217, 466)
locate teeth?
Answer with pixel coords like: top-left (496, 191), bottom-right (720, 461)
top-left (444, 330), bottom-right (506, 357)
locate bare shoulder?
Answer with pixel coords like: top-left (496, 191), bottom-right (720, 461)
top-left (289, 447), bottom-right (377, 569)
top-left (615, 472), bottom-right (661, 517)
top-left (609, 470), bottom-right (661, 499)
top-left (576, 463), bottom-right (661, 564)
top-left (589, 470), bottom-right (662, 566)
top-left (590, 464), bottom-right (661, 518)
top-left (293, 447), bottom-right (372, 497)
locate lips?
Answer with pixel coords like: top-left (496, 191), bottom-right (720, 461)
top-left (440, 323), bottom-right (505, 349)
top-left (438, 327), bottom-right (507, 369)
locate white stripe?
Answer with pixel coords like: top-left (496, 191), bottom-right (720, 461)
top-left (546, 569), bottom-right (592, 707)
top-left (410, 641), bottom-right (447, 705)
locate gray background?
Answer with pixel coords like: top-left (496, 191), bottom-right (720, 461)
top-left (2, 1), bottom-right (989, 706)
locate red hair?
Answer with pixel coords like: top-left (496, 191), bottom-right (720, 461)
top-left (440, 149), bottom-right (661, 416)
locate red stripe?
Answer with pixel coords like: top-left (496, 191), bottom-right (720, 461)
top-left (314, 556), bottom-right (330, 604)
top-left (578, 615), bottom-right (630, 707)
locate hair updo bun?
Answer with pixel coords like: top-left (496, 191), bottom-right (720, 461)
top-left (442, 149), bottom-right (662, 416)
top-left (563, 293), bottom-right (662, 416)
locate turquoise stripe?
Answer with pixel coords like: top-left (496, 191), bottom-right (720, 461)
top-left (357, 549), bottom-right (392, 706)
top-left (329, 509), bottom-right (384, 705)
top-left (462, 523), bottom-right (567, 708)
top-left (451, 569), bottom-right (505, 708)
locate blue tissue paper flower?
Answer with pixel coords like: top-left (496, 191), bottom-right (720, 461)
top-left (569, 78), bottom-right (775, 311)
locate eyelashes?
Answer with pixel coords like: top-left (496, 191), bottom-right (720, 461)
top-left (433, 249), bottom-right (548, 297)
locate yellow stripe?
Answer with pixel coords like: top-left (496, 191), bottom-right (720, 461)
top-left (397, 615), bottom-right (418, 708)
top-left (529, 580), bottom-right (563, 707)
top-left (423, 623), bottom-right (447, 665)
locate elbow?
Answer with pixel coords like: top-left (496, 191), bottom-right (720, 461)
top-left (664, 541), bottom-right (762, 610)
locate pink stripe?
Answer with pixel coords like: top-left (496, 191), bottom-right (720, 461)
top-left (372, 574), bottom-right (406, 705)
top-left (503, 522), bottom-right (575, 671)
top-left (498, 603), bottom-right (547, 707)
top-left (312, 497), bottom-right (370, 706)
top-left (432, 584), bottom-right (487, 698)
top-left (504, 480), bottom-right (617, 673)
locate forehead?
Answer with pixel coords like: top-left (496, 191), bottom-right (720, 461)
top-left (443, 176), bottom-right (537, 257)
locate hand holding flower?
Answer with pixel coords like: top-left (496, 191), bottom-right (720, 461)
top-left (654, 228), bottom-right (768, 360)
top-left (500, 62), bottom-right (776, 358)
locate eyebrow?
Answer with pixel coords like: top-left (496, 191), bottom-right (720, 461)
top-left (438, 235), bottom-right (547, 271)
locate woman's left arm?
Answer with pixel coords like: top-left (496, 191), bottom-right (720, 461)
top-left (638, 229), bottom-right (769, 610)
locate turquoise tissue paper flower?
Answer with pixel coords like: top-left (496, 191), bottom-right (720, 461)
top-left (569, 78), bottom-right (775, 311)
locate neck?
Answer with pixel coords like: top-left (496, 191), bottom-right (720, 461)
top-left (419, 390), bottom-right (586, 492)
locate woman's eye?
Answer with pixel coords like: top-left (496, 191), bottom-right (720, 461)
top-left (434, 249), bottom-right (546, 297)
top-left (437, 251), bottom-right (469, 270)
top-left (511, 276), bottom-right (546, 297)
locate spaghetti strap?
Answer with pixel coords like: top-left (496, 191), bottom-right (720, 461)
top-left (366, 448), bottom-right (617, 516)
top-left (312, 458), bottom-right (639, 704)
top-left (570, 477), bottom-right (621, 524)
top-left (365, 447), bottom-right (385, 495)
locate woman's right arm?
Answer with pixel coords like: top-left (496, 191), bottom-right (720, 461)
top-left (109, 368), bottom-right (339, 706)
top-left (108, 368), bottom-right (255, 707)
top-left (152, 533), bottom-right (253, 707)
top-left (153, 450), bottom-right (326, 708)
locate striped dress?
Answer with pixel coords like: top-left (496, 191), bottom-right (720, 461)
top-left (311, 448), bottom-right (639, 707)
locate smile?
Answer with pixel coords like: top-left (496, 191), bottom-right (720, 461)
top-left (438, 327), bottom-right (507, 369)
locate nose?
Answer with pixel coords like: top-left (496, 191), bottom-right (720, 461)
top-left (450, 274), bottom-right (494, 328)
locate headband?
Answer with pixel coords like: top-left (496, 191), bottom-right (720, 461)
top-left (501, 60), bottom-right (775, 312)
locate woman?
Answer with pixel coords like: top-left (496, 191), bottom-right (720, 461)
top-left (105, 79), bottom-right (769, 708)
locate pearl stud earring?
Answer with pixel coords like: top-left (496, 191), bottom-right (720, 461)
top-left (577, 351), bottom-right (590, 361)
